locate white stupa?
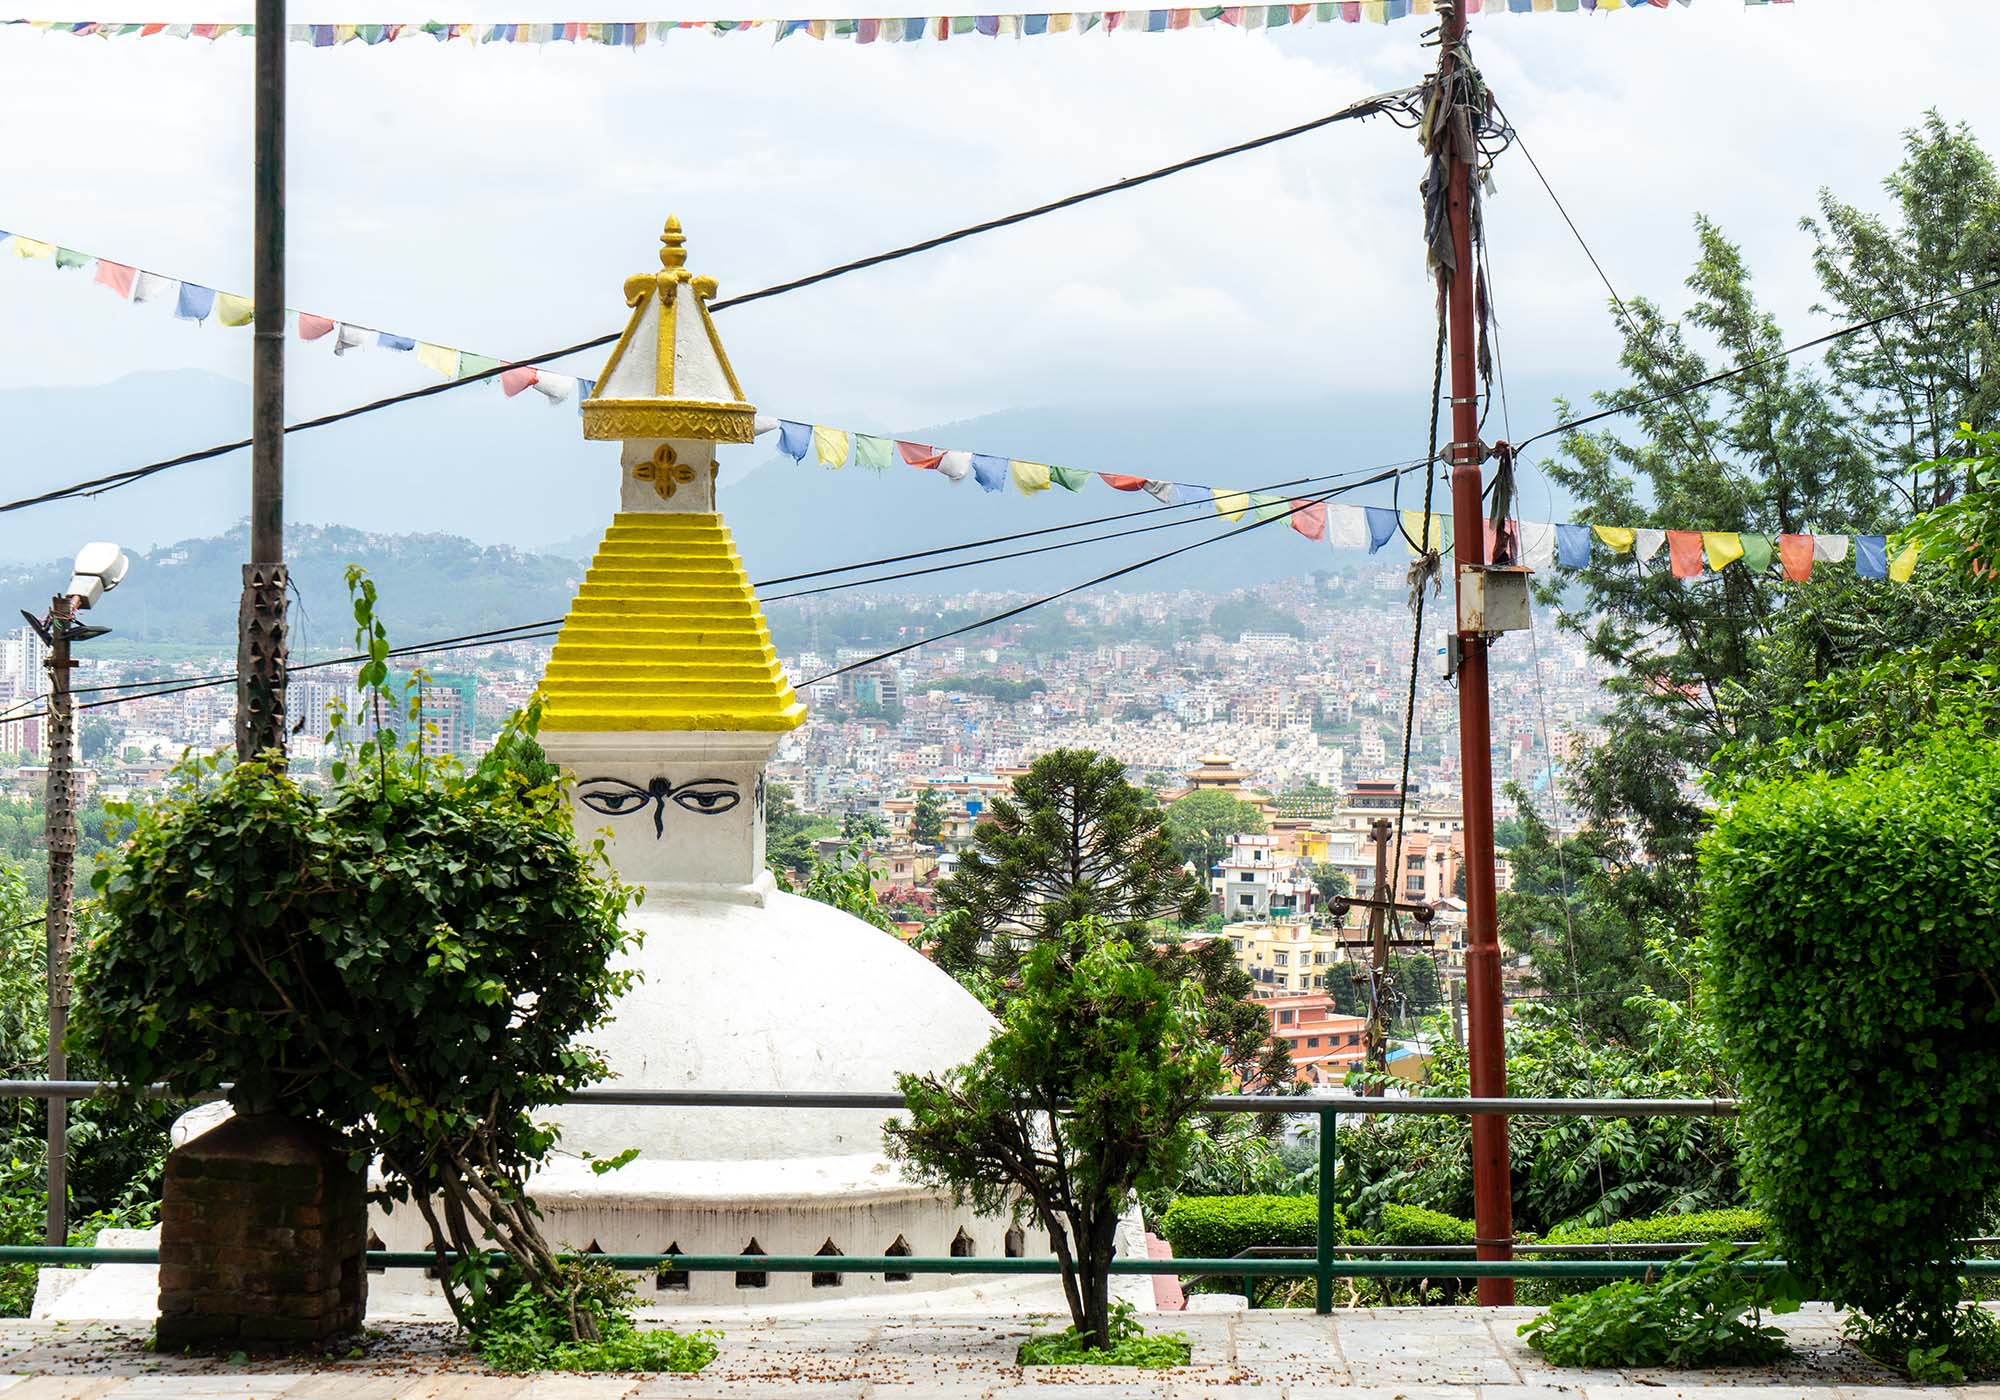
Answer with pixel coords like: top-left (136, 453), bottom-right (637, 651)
top-left (367, 216), bottom-right (1045, 1309)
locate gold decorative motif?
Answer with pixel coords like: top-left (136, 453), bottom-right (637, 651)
top-left (633, 444), bottom-right (698, 501)
top-left (583, 398), bottom-right (758, 442)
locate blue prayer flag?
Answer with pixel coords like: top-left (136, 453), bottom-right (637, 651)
top-left (976, 14), bottom-right (999, 34)
top-left (310, 23), bottom-right (334, 45)
top-left (904, 16), bottom-right (926, 39)
top-left (575, 379), bottom-right (594, 418)
top-left (971, 454), bottom-right (1008, 493)
top-left (174, 282), bottom-right (216, 323)
top-left (1025, 13), bottom-right (1048, 33)
top-left (1365, 506), bottom-right (1400, 554)
top-left (777, 420), bottom-right (812, 461)
top-left (377, 332), bottom-right (415, 351)
top-left (1173, 483), bottom-right (1209, 508)
top-left (1556, 523), bottom-right (1591, 569)
top-left (1854, 534), bottom-right (1888, 579)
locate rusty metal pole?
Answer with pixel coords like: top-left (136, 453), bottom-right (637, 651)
top-left (237, 0), bottom-right (288, 761)
top-left (42, 596), bottom-right (74, 1247)
top-left (1363, 815), bottom-right (1393, 1092)
top-left (1438, 0), bottom-right (1515, 1304)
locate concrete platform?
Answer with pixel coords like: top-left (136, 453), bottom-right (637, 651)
top-left (1, 1304), bottom-right (1987, 1397)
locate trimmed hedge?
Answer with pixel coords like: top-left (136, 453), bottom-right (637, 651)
top-left (1522, 1208), bottom-right (1764, 1303)
top-left (1704, 734), bottom-right (2000, 1329)
top-left (1375, 1204), bottom-right (1476, 1247)
top-left (1159, 1194), bottom-right (1324, 1262)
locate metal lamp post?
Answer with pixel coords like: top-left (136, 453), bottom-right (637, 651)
top-left (24, 541), bottom-right (129, 1247)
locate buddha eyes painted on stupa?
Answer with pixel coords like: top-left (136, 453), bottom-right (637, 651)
top-left (578, 776), bottom-right (741, 837)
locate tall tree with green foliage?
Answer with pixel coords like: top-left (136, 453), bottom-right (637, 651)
top-left (1161, 790), bottom-right (1267, 875)
top-left (935, 749), bottom-right (1289, 1088)
top-left (1807, 112), bottom-right (2000, 508)
top-left (911, 787), bottom-right (946, 846)
top-left (887, 918), bottom-right (1223, 1351)
top-left (938, 749), bottom-right (1206, 945)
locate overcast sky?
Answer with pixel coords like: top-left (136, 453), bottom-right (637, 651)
top-left (2, 0), bottom-right (1996, 522)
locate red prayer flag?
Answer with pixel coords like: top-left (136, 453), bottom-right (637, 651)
top-left (1666, 530), bottom-right (1704, 579)
top-left (191, 23), bottom-right (218, 38)
top-left (297, 314), bottom-right (336, 341)
top-left (1289, 500), bottom-right (1326, 541)
top-left (140, 22), bottom-right (166, 34)
top-left (1100, 474), bottom-right (1148, 492)
top-left (897, 441), bottom-right (943, 470)
top-left (499, 367), bottom-right (539, 397)
top-left (1778, 534), bottom-right (1814, 582)
top-left (92, 259), bottom-right (136, 299)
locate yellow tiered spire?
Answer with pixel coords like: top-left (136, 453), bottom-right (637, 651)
top-left (542, 514), bottom-right (804, 732)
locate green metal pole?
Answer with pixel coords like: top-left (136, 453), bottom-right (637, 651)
top-left (1315, 1107), bottom-right (1337, 1314)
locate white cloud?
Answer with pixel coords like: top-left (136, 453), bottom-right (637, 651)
top-left (0, 0), bottom-right (1994, 447)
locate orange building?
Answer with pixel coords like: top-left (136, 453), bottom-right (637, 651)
top-left (1260, 993), bottom-right (1369, 1087)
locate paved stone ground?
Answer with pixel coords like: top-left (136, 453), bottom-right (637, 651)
top-left (0, 1306), bottom-right (1987, 1399)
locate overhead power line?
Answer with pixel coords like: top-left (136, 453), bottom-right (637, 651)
top-left (0, 88), bottom-right (1419, 518)
top-left (7, 457), bottom-right (1430, 712)
top-left (799, 464), bottom-right (1412, 687)
top-left (1513, 271), bottom-right (2000, 454)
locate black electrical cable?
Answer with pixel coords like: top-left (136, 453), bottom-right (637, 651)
top-left (0, 87), bottom-right (1420, 518)
top-left (1513, 272), bottom-right (2000, 455)
top-left (763, 459), bottom-right (1432, 603)
top-left (5, 456), bottom-right (1435, 709)
top-left (798, 466), bottom-right (1407, 688)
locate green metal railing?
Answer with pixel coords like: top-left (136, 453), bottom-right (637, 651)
top-left (16, 1081), bottom-right (1980, 1314)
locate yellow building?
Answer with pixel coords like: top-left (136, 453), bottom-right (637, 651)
top-left (1198, 918), bottom-right (1357, 996)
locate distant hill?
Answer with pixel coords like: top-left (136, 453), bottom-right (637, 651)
top-left (0, 367), bottom-right (1602, 634)
top-left (0, 524), bottom-right (584, 652)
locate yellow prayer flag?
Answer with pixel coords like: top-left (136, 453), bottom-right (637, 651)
top-left (415, 342), bottom-right (458, 378)
top-left (334, 22), bottom-right (356, 41)
top-left (1401, 509), bottom-right (1446, 556)
top-left (11, 237), bottom-right (53, 260)
top-left (1702, 531), bottom-right (1745, 572)
top-left (1592, 524), bottom-right (1636, 554)
top-left (1212, 488), bottom-right (1250, 522)
top-left (1049, 11), bottom-right (1072, 31)
top-left (1889, 538), bottom-right (1921, 583)
top-left (1010, 460), bottom-right (1051, 495)
top-left (812, 425), bottom-right (850, 468)
top-left (215, 293), bottom-right (254, 327)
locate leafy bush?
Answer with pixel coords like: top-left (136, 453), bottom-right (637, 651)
top-left (470, 1265), bottom-right (717, 1373)
top-left (1845, 1302), bottom-right (2000, 1384)
top-left (1158, 1194), bottom-right (1320, 1262)
top-left (1375, 1204), bottom-right (1474, 1247)
top-left (1518, 1244), bottom-right (1796, 1369)
top-left (73, 572), bottom-right (640, 1340)
top-left (1523, 1209), bottom-right (1765, 1304)
top-left (1367, 1204), bottom-right (1477, 1306)
top-left (1703, 733), bottom-right (2000, 1346)
top-left (1017, 1301), bottom-right (1190, 1368)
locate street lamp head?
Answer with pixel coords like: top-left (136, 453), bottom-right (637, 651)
top-left (66, 542), bottom-right (128, 611)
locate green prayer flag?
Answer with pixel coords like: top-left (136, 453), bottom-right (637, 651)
top-left (952, 15), bottom-right (975, 33)
top-left (456, 353), bottom-right (503, 380)
top-left (1266, 3), bottom-right (1289, 27)
top-left (834, 17), bottom-right (857, 34)
top-left (853, 434), bottom-right (893, 472)
top-left (1738, 532), bottom-right (1773, 575)
top-left (53, 248), bottom-right (89, 271)
top-left (1249, 493), bottom-right (1288, 524)
top-left (1050, 466), bottom-right (1090, 492)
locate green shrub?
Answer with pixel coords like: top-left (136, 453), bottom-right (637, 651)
top-left (1703, 734), bottom-right (2000, 1345)
top-left (1369, 1204), bottom-right (1477, 1305)
top-left (1522, 1209), bottom-right (1765, 1304)
top-left (1845, 1302), bottom-right (2000, 1383)
top-left (1017, 1301), bottom-right (1190, 1368)
top-left (1375, 1204), bottom-right (1475, 1247)
top-left (1519, 1243), bottom-right (1796, 1369)
top-left (470, 1267), bottom-right (718, 1373)
top-left (1159, 1194), bottom-right (1322, 1261)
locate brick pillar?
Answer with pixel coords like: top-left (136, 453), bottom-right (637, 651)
top-left (158, 1113), bottom-right (366, 1350)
